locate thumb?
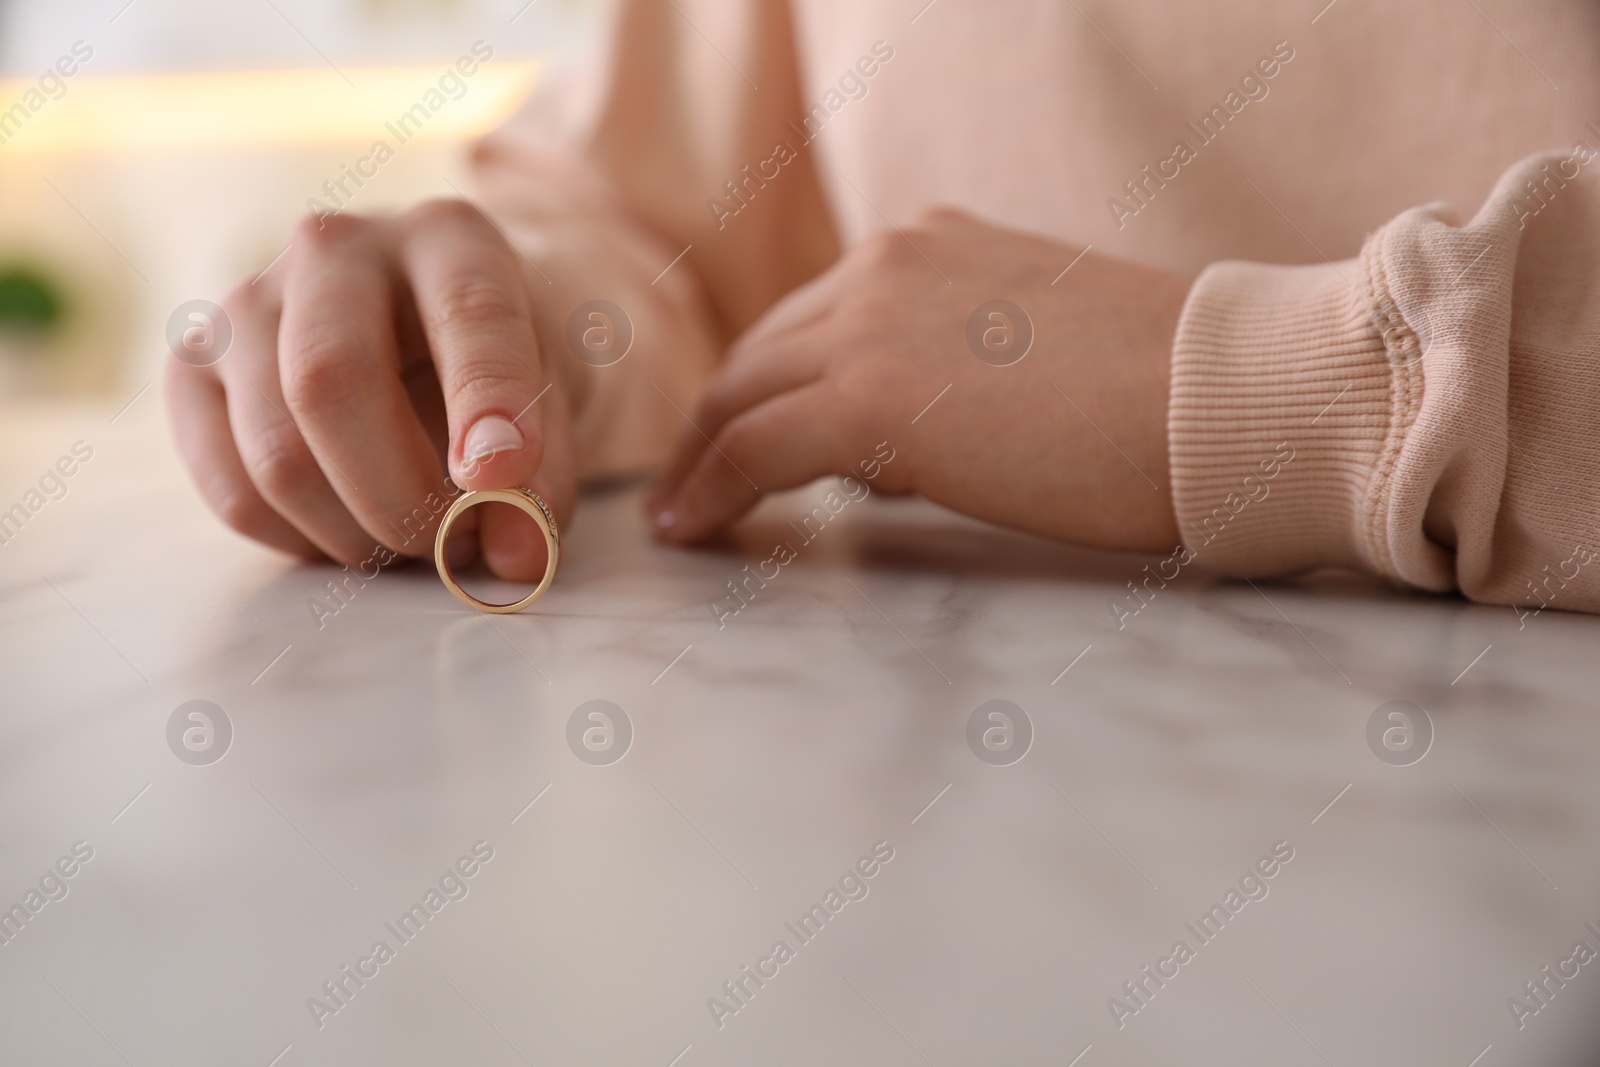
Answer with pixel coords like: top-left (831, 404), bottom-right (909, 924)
top-left (447, 377), bottom-right (554, 583)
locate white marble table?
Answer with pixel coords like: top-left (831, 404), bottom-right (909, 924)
top-left (2, 400), bottom-right (1598, 1067)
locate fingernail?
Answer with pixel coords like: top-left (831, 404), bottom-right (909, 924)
top-left (652, 508), bottom-right (677, 532)
top-left (461, 415), bottom-right (523, 472)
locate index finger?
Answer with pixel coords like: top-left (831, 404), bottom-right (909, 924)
top-left (397, 200), bottom-right (548, 492)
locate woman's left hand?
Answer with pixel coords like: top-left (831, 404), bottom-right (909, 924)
top-left (647, 207), bottom-right (1190, 554)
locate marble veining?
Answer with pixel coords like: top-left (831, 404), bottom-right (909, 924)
top-left (0, 407), bottom-right (1597, 1065)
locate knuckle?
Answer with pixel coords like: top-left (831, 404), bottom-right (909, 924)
top-left (907, 203), bottom-right (969, 231)
top-left (281, 330), bottom-right (367, 417)
top-left (219, 278), bottom-right (270, 322)
top-left (245, 425), bottom-right (318, 499)
top-left (442, 359), bottom-right (531, 411)
top-left (693, 380), bottom-right (738, 433)
top-left (289, 210), bottom-right (365, 251)
top-left (210, 485), bottom-right (273, 537)
top-left (715, 415), bottom-right (766, 465)
top-left (720, 332), bottom-right (769, 377)
top-left (854, 228), bottom-right (912, 269)
top-left (429, 274), bottom-right (526, 334)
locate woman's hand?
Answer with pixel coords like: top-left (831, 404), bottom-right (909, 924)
top-left (648, 207), bottom-right (1188, 553)
top-left (165, 199), bottom-right (576, 581)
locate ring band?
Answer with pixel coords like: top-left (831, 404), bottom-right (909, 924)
top-left (433, 487), bottom-right (561, 614)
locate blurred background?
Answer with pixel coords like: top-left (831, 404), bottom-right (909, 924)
top-left (0, 0), bottom-right (598, 404)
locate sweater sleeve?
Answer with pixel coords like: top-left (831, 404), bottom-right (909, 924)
top-left (1169, 147), bottom-right (1600, 616)
top-left (466, 0), bottom-right (838, 482)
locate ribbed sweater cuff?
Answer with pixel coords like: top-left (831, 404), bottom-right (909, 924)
top-left (1168, 257), bottom-right (1401, 578)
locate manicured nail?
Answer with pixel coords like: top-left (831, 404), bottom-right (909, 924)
top-left (461, 415), bottom-right (523, 472)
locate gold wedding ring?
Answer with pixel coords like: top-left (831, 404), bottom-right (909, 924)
top-left (434, 487), bottom-right (561, 613)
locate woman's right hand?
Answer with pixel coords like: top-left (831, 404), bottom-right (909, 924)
top-left (164, 199), bottom-right (576, 581)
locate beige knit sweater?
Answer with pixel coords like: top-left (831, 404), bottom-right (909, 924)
top-left (469, 0), bottom-right (1600, 616)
